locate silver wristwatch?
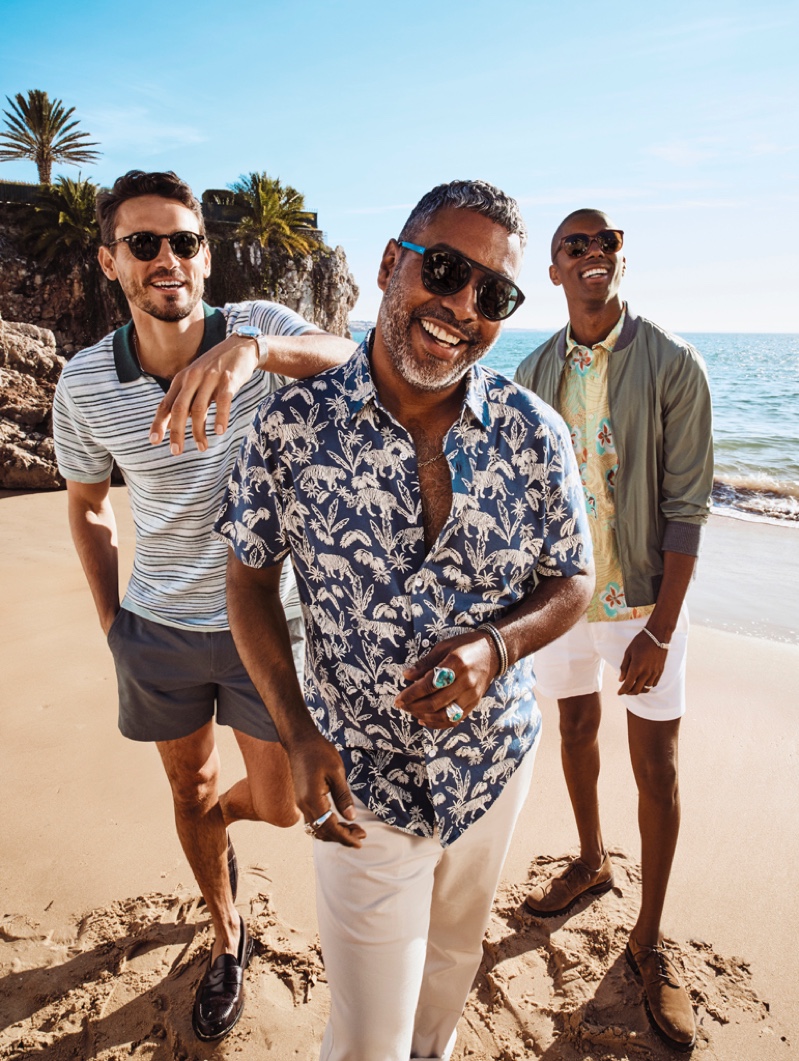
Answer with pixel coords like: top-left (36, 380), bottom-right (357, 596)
top-left (233, 324), bottom-right (269, 363)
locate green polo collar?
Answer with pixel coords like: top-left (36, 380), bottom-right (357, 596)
top-left (112, 302), bottom-right (227, 391)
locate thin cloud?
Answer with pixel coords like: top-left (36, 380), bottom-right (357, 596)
top-left (81, 106), bottom-right (207, 156)
top-left (627, 12), bottom-right (796, 56)
top-left (625, 198), bottom-right (744, 211)
top-left (647, 136), bottom-right (797, 168)
top-left (517, 188), bottom-right (651, 207)
top-left (749, 141), bottom-right (798, 156)
top-left (648, 139), bottom-right (721, 167)
top-left (342, 203), bottom-right (415, 216)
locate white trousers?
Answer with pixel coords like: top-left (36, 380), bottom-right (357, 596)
top-left (314, 733), bottom-right (539, 1061)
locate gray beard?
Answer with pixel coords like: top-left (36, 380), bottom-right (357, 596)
top-left (379, 278), bottom-right (494, 393)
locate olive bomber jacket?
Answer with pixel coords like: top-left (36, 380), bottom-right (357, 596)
top-left (514, 308), bottom-right (714, 608)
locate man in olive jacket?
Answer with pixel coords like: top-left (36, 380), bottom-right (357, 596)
top-left (515, 209), bottom-right (713, 1052)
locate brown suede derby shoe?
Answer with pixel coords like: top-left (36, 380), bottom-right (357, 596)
top-left (625, 936), bottom-right (697, 1052)
top-left (524, 852), bottom-right (614, 917)
top-left (192, 916), bottom-right (253, 1042)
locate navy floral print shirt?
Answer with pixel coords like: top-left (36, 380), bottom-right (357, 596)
top-left (216, 340), bottom-right (591, 845)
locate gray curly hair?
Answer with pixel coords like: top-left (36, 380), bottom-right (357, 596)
top-left (397, 179), bottom-right (527, 248)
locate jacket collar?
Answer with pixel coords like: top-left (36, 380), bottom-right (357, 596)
top-left (556, 306), bottom-right (639, 360)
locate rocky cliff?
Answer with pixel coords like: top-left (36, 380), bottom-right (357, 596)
top-left (0, 205), bottom-right (127, 356)
top-left (0, 315), bottom-right (65, 489)
top-left (204, 229), bottom-right (358, 340)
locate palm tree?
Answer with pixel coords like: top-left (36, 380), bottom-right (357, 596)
top-left (22, 175), bottom-right (99, 265)
top-left (0, 89), bottom-right (100, 184)
top-left (21, 174), bottom-right (125, 338)
top-left (230, 172), bottom-right (319, 256)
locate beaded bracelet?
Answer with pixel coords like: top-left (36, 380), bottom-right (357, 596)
top-left (642, 626), bottom-right (670, 650)
top-left (479, 622), bottom-right (509, 677)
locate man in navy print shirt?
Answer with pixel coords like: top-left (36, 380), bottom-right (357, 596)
top-left (217, 180), bottom-right (594, 1061)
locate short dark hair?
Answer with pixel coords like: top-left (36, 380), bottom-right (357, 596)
top-left (398, 179), bottom-right (527, 249)
top-left (551, 208), bottom-right (611, 260)
top-left (96, 170), bottom-right (204, 246)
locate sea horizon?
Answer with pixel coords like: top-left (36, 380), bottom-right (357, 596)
top-left (350, 326), bottom-right (799, 528)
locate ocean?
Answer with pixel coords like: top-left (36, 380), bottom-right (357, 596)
top-left (351, 328), bottom-right (799, 526)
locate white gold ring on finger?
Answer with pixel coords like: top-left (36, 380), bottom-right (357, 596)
top-left (304, 808), bottom-right (333, 837)
top-left (445, 703), bottom-right (464, 724)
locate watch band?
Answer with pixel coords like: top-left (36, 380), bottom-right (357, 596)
top-left (253, 333), bottom-right (269, 364)
top-left (234, 326), bottom-right (269, 366)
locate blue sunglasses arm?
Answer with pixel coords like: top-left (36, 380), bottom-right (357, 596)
top-left (397, 240), bottom-right (426, 254)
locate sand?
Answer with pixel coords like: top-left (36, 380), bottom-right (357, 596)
top-left (1, 488), bottom-right (797, 1060)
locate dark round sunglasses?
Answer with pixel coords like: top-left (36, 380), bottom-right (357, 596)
top-left (557, 229), bottom-right (624, 259)
top-left (397, 241), bottom-right (525, 322)
top-left (106, 230), bottom-right (206, 262)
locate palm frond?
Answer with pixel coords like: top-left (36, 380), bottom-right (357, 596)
top-left (229, 171), bottom-right (319, 256)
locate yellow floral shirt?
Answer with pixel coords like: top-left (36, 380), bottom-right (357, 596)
top-left (559, 306), bottom-right (655, 623)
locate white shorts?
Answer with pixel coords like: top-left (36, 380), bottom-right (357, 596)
top-left (533, 605), bottom-right (689, 721)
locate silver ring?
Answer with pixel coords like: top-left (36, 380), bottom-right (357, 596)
top-left (433, 666), bottom-right (456, 689)
top-left (644, 685), bottom-right (653, 691)
top-left (445, 703), bottom-right (464, 724)
top-left (303, 809), bottom-right (333, 836)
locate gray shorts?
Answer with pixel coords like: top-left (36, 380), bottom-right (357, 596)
top-left (106, 607), bottom-right (305, 743)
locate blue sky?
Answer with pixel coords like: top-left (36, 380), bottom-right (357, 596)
top-left (1, 0), bottom-right (797, 332)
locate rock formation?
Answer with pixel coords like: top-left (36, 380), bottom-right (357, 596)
top-left (204, 235), bottom-right (357, 340)
top-left (0, 205), bottom-right (127, 356)
top-left (0, 315), bottom-right (65, 489)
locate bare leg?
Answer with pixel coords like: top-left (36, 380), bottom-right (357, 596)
top-left (558, 692), bottom-right (605, 867)
top-left (157, 722), bottom-right (239, 962)
top-left (626, 712), bottom-right (681, 947)
top-left (219, 730), bottom-right (300, 829)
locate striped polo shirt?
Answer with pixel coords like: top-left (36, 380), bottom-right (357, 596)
top-left (53, 301), bottom-right (317, 630)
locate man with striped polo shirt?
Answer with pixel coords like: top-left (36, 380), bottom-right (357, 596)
top-left (515, 209), bottom-right (713, 1052)
top-left (52, 170), bottom-right (355, 1042)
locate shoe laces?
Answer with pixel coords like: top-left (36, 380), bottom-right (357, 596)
top-left (635, 943), bottom-right (681, 987)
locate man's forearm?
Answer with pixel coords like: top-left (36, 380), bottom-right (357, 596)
top-left (149, 331), bottom-right (357, 455)
top-left (226, 554), bottom-right (316, 747)
top-left (226, 550), bottom-right (366, 847)
top-left (256, 332), bottom-right (356, 378)
top-left (646, 550), bottom-right (697, 643)
top-left (396, 567), bottom-right (594, 725)
top-left (493, 568), bottom-right (594, 667)
top-left (67, 480), bottom-right (120, 634)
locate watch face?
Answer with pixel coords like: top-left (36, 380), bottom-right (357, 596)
top-left (236, 325), bottom-right (261, 338)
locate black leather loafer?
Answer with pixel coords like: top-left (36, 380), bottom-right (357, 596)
top-left (192, 916), bottom-right (253, 1042)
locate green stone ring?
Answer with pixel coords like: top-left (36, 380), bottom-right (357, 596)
top-left (445, 704), bottom-right (464, 723)
top-left (433, 666), bottom-right (456, 689)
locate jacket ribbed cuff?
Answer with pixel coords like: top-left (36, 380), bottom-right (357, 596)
top-left (662, 520), bottom-right (703, 556)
